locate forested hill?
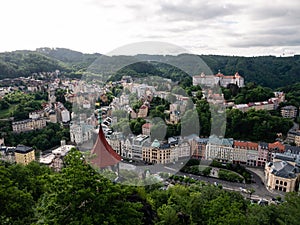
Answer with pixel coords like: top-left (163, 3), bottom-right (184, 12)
top-left (36, 47), bottom-right (99, 70)
top-left (1, 47), bottom-right (300, 89)
top-left (200, 55), bottom-right (300, 89)
top-left (0, 50), bottom-right (69, 80)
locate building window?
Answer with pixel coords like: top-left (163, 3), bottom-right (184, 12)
top-left (280, 181), bottom-right (283, 185)
top-left (284, 182), bottom-right (287, 186)
top-left (275, 185), bottom-right (278, 190)
top-left (279, 187), bottom-right (282, 191)
top-left (283, 188), bottom-right (286, 192)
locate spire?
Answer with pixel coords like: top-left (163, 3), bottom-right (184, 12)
top-left (90, 125), bottom-right (121, 168)
top-left (97, 108), bottom-right (102, 125)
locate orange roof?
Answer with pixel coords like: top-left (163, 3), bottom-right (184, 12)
top-left (268, 141), bottom-right (285, 152)
top-left (234, 141), bottom-right (258, 150)
top-left (142, 123), bottom-right (152, 129)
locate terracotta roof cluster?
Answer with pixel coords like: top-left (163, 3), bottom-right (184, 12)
top-left (234, 141), bottom-right (258, 150)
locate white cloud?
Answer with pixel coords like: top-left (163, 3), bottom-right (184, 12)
top-left (0, 0), bottom-right (300, 56)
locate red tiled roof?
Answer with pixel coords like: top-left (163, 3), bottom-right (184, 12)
top-left (142, 123), bottom-right (152, 129)
top-left (90, 125), bottom-right (121, 168)
top-left (140, 105), bottom-right (148, 109)
top-left (268, 141), bottom-right (285, 152)
top-left (234, 141), bottom-right (258, 150)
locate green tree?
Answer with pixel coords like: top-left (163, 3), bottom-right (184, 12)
top-left (35, 148), bottom-right (144, 225)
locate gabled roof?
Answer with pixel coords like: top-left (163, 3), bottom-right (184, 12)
top-left (90, 125), bottom-right (121, 168)
top-left (140, 105), bottom-right (148, 110)
top-left (269, 141), bottom-right (285, 152)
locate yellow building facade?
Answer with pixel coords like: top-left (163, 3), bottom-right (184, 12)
top-left (15, 145), bottom-right (35, 165)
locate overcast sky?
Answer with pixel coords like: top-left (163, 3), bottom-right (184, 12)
top-left (1, 0), bottom-right (300, 56)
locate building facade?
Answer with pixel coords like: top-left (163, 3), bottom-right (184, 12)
top-left (131, 135), bottom-right (150, 160)
top-left (142, 139), bottom-right (175, 164)
top-left (193, 71), bottom-right (244, 88)
top-left (281, 105), bottom-right (298, 118)
top-left (12, 118), bottom-right (47, 133)
top-left (205, 137), bottom-right (234, 162)
top-left (15, 145), bottom-right (35, 165)
top-left (142, 123), bottom-right (152, 136)
top-left (265, 160), bottom-right (299, 192)
top-left (70, 123), bottom-right (94, 144)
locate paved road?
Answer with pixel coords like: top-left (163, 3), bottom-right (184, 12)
top-left (120, 160), bottom-right (284, 200)
top-left (175, 171), bottom-right (282, 200)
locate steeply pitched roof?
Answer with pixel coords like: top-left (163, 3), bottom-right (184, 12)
top-left (90, 125), bottom-right (121, 168)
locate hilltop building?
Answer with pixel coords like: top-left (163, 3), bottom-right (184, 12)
top-left (193, 71), bottom-right (244, 88)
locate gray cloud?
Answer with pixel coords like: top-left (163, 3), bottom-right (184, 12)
top-left (229, 35), bottom-right (300, 48)
top-left (158, 1), bottom-right (244, 21)
top-left (248, 2), bottom-right (300, 22)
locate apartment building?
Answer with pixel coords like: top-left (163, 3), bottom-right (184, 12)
top-left (15, 145), bottom-right (35, 165)
top-left (12, 118), bottom-right (47, 133)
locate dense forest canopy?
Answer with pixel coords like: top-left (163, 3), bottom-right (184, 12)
top-left (200, 55), bottom-right (300, 88)
top-left (1, 48), bottom-right (300, 88)
top-left (36, 47), bottom-right (99, 70)
top-left (1, 148), bottom-right (300, 225)
top-left (0, 51), bottom-right (69, 80)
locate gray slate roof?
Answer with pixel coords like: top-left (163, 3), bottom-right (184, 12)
top-left (15, 145), bottom-right (33, 154)
top-left (271, 161), bottom-right (299, 179)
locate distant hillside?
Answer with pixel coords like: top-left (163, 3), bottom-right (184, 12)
top-left (99, 54), bottom-right (300, 89)
top-left (36, 47), bottom-right (99, 70)
top-left (1, 48), bottom-right (300, 88)
top-left (200, 55), bottom-right (300, 88)
top-left (0, 50), bottom-right (69, 80)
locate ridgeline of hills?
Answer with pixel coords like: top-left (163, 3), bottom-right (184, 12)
top-left (1, 47), bottom-right (300, 88)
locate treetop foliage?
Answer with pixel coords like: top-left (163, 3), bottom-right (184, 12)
top-left (1, 148), bottom-right (300, 225)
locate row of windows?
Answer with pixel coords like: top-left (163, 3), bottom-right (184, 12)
top-left (275, 180), bottom-right (287, 186)
top-left (275, 186), bottom-right (287, 192)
